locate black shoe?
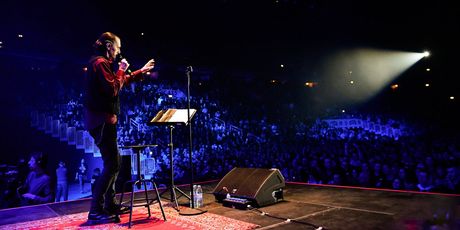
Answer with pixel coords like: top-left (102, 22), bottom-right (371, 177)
top-left (87, 211), bottom-right (120, 224)
top-left (105, 204), bottom-right (131, 215)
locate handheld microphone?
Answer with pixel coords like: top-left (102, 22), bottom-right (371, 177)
top-left (116, 53), bottom-right (132, 74)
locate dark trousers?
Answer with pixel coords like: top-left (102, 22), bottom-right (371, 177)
top-left (89, 123), bottom-right (121, 213)
top-left (56, 182), bottom-right (68, 202)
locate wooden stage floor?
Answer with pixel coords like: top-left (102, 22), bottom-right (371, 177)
top-left (1, 181), bottom-right (459, 229)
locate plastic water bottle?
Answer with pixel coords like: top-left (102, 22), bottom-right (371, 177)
top-left (192, 185), bottom-right (197, 208)
top-left (196, 185), bottom-right (203, 208)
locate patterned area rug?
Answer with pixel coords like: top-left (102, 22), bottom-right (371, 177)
top-left (1, 204), bottom-right (259, 229)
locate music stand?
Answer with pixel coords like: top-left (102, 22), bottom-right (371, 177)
top-left (148, 108), bottom-right (196, 211)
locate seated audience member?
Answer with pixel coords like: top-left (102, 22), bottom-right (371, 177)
top-left (416, 170), bottom-right (434, 192)
top-left (17, 152), bottom-right (54, 205)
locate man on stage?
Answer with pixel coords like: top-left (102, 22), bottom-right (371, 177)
top-left (84, 31), bottom-right (154, 223)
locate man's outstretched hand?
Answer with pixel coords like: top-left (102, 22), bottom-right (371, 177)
top-left (141, 59), bottom-right (155, 73)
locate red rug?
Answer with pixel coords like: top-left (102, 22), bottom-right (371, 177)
top-left (1, 204), bottom-right (259, 229)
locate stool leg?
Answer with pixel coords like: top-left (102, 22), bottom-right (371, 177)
top-left (153, 180), bottom-right (166, 221)
top-left (128, 181), bottom-right (137, 228)
top-left (143, 180), bottom-right (151, 217)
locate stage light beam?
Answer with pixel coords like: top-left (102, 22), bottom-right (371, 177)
top-left (319, 48), bottom-right (428, 105)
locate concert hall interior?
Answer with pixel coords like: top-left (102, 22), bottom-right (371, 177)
top-left (0, 0), bottom-right (459, 229)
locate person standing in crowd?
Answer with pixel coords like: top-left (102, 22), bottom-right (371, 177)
top-left (17, 152), bottom-right (54, 206)
top-left (75, 158), bottom-right (87, 194)
top-left (55, 161), bottom-right (68, 202)
top-left (83, 32), bottom-right (155, 223)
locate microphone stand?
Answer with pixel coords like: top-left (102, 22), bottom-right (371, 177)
top-left (179, 66), bottom-right (206, 216)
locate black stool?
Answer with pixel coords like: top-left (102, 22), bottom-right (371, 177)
top-left (119, 144), bottom-right (166, 228)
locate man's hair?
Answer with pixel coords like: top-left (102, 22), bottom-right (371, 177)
top-left (31, 152), bottom-right (47, 169)
top-left (93, 32), bottom-right (119, 53)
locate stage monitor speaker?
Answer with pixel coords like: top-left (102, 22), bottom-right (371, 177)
top-left (212, 167), bottom-right (285, 207)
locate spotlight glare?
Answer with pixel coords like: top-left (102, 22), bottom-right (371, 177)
top-left (280, 64), bottom-right (284, 68)
top-left (426, 68), bottom-right (431, 72)
top-left (423, 51), bottom-right (430, 57)
top-left (323, 48), bottom-right (428, 104)
top-left (305, 82), bottom-right (317, 88)
top-left (450, 96), bottom-right (455, 100)
top-left (425, 83), bottom-right (430, 87)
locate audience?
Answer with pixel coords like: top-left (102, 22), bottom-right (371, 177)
top-left (3, 76), bottom-right (457, 210)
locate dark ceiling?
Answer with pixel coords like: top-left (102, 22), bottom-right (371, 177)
top-left (2, 0), bottom-right (458, 66)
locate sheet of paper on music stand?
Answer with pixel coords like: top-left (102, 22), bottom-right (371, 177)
top-left (150, 109), bottom-right (197, 124)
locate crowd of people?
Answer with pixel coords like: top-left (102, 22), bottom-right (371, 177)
top-left (27, 76), bottom-right (460, 195)
top-left (1, 62), bottom-right (459, 211)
